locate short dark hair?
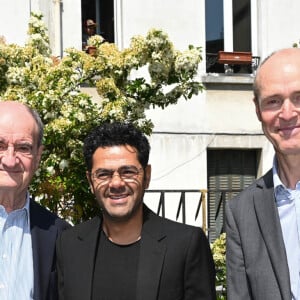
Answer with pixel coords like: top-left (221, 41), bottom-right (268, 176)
top-left (83, 122), bottom-right (150, 171)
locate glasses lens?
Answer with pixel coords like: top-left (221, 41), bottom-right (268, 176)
top-left (119, 166), bottom-right (140, 179)
top-left (92, 166), bottom-right (142, 183)
top-left (93, 170), bottom-right (112, 181)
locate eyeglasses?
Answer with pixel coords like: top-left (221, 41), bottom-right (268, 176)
top-left (90, 165), bottom-right (144, 184)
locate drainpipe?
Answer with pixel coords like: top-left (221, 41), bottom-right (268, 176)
top-left (53, 0), bottom-right (62, 57)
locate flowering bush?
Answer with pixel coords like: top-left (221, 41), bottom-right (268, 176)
top-left (0, 12), bottom-right (204, 223)
top-left (211, 233), bottom-right (227, 299)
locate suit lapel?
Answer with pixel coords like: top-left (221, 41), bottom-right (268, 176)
top-left (136, 206), bottom-right (166, 300)
top-left (76, 217), bottom-right (101, 300)
top-left (30, 201), bottom-right (58, 300)
top-left (253, 172), bottom-right (291, 299)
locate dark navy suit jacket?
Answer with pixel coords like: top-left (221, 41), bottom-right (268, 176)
top-left (30, 198), bottom-right (70, 300)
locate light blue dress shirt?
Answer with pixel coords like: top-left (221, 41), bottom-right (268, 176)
top-left (0, 194), bottom-right (34, 300)
top-left (273, 159), bottom-right (300, 300)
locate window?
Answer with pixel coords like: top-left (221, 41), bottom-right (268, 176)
top-left (205, 0), bottom-right (253, 74)
top-left (207, 149), bottom-right (259, 242)
top-left (81, 0), bottom-right (114, 43)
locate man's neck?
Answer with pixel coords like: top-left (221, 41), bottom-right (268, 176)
top-left (276, 154), bottom-right (300, 189)
top-left (102, 211), bottom-right (143, 245)
top-left (0, 190), bottom-right (27, 213)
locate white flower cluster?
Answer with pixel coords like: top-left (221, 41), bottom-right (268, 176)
top-left (175, 47), bottom-right (201, 77)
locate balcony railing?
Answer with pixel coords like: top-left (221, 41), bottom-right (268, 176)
top-left (145, 189), bottom-right (242, 242)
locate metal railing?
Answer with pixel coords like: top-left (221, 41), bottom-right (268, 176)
top-left (145, 189), bottom-right (242, 242)
top-left (145, 189), bottom-right (207, 228)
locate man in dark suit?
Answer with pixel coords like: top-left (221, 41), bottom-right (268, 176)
top-left (0, 101), bottom-right (70, 300)
top-left (226, 48), bottom-right (300, 299)
top-left (56, 121), bottom-right (216, 300)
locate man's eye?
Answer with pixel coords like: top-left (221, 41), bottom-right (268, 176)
top-left (267, 99), bottom-right (280, 105)
top-left (15, 144), bottom-right (32, 154)
top-left (0, 143), bottom-right (7, 151)
top-left (95, 171), bottom-right (111, 179)
top-left (261, 98), bottom-right (282, 110)
top-left (293, 94), bottom-right (300, 106)
top-left (120, 168), bottom-right (138, 178)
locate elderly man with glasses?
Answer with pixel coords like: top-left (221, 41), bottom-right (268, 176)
top-left (56, 121), bottom-right (216, 300)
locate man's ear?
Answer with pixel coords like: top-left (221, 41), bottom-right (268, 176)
top-left (86, 171), bottom-right (95, 194)
top-left (144, 165), bottom-right (151, 189)
top-left (35, 145), bottom-right (44, 170)
top-left (253, 97), bottom-right (262, 122)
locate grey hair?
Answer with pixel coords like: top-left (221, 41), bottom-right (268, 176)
top-left (24, 104), bottom-right (44, 147)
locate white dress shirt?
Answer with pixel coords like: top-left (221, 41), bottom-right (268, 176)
top-left (0, 194), bottom-right (34, 300)
top-left (273, 159), bottom-right (300, 300)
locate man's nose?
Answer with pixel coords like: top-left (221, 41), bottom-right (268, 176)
top-left (279, 99), bottom-right (298, 120)
top-left (108, 171), bottom-right (127, 189)
top-left (1, 147), bottom-right (19, 167)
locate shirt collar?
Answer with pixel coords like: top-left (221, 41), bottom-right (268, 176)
top-left (272, 156), bottom-right (284, 191)
top-left (24, 192), bottom-right (31, 226)
top-left (272, 156), bottom-right (300, 204)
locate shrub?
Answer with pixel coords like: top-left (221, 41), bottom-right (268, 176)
top-left (0, 12), bottom-right (204, 223)
top-left (211, 233), bottom-right (226, 299)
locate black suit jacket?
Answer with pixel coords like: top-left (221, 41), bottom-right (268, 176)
top-left (56, 205), bottom-right (216, 300)
top-left (225, 170), bottom-right (292, 300)
top-left (30, 198), bottom-right (71, 300)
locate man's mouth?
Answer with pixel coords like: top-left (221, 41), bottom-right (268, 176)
top-left (278, 125), bottom-right (300, 134)
top-left (109, 194), bottom-right (129, 200)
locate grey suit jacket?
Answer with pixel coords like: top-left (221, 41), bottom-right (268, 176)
top-left (56, 204), bottom-right (216, 300)
top-left (225, 169), bottom-right (292, 300)
top-left (30, 198), bottom-right (71, 300)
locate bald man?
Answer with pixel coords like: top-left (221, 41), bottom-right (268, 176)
top-left (226, 48), bottom-right (300, 300)
top-left (0, 101), bottom-right (70, 300)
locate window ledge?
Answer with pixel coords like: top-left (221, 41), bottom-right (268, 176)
top-left (202, 73), bottom-right (254, 85)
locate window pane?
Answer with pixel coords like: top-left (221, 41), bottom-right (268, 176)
top-left (233, 0), bottom-right (251, 51)
top-left (205, 0), bottom-right (224, 73)
top-left (205, 0), bottom-right (224, 53)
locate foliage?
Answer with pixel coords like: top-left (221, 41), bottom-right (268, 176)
top-left (0, 12), bottom-right (204, 223)
top-left (211, 233), bottom-right (226, 299)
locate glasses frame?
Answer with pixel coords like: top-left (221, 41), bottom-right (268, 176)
top-left (90, 165), bottom-right (144, 185)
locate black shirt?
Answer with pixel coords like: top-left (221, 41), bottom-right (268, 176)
top-left (92, 230), bottom-right (141, 300)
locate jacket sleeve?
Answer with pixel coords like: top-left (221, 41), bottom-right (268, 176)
top-left (225, 202), bottom-right (252, 299)
top-left (184, 227), bottom-right (217, 300)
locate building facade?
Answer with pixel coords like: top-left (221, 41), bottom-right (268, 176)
top-left (1, 0), bottom-right (300, 241)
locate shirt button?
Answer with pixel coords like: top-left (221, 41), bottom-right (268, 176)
top-left (0, 283), bottom-right (5, 289)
